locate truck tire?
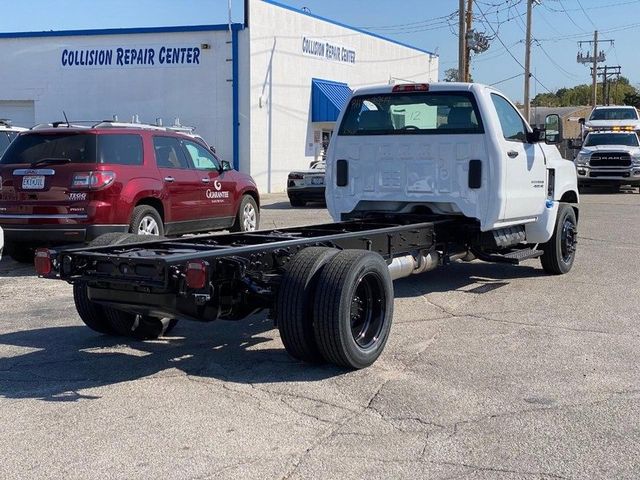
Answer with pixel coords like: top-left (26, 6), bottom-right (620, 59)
top-left (313, 250), bottom-right (394, 369)
top-left (276, 247), bottom-right (339, 363)
top-left (230, 195), bottom-right (259, 232)
top-left (73, 282), bottom-right (117, 335)
top-left (104, 310), bottom-right (177, 340)
top-left (129, 205), bottom-right (164, 236)
top-left (289, 196), bottom-right (306, 207)
top-left (5, 243), bottom-right (35, 264)
top-left (72, 232), bottom-right (177, 338)
top-left (540, 203), bottom-right (578, 275)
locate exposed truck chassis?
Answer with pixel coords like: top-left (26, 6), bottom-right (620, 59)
top-left (39, 209), bottom-right (575, 369)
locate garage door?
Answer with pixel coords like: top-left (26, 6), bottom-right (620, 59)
top-left (0, 100), bottom-right (35, 128)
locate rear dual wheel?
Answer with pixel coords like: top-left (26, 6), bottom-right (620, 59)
top-left (73, 232), bottom-right (177, 339)
top-left (277, 248), bottom-right (394, 369)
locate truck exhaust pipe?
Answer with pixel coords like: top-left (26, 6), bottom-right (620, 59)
top-left (388, 251), bottom-right (440, 280)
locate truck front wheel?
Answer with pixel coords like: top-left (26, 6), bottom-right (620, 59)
top-left (540, 203), bottom-right (578, 275)
top-left (313, 250), bottom-right (394, 369)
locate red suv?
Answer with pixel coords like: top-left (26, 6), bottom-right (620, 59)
top-left (0, 123), bottom-right (260, 262)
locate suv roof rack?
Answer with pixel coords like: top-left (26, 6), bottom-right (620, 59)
top-left (31, 122), bottom-right (91, 130)
top-left (93, 115), bottom-right (195, 132)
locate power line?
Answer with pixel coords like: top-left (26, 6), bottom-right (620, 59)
top-left (474, 0), bottom-right (554, 93)
top-left (575, 0), bottom-right (597, 29)
top-left (490, 72), bottom-right (525, 86)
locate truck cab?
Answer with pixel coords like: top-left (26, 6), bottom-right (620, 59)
top-left (582, 106), bottom-right (640, 136)
top-left (575, 128), bottom-right (640, 188)
top-left (326, 82), bottom-right (578, 244)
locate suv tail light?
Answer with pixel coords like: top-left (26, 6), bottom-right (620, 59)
top-left (35, 248), bottom-right (53, 276)
top-left (71, 171), bottom-right (116, 190)
top-left (185, 260), bottom-right (209, 289)
top-left (392, 83), bottom-right (429, 93)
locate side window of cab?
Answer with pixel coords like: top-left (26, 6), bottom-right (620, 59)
top-left (183, 140), bottom-right (220, 170)
top-left (491, 93), bottom-right (527, 142)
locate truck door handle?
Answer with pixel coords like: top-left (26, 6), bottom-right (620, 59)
top-left (201, 178), bottom-right (211, 183)
top-left (164, 176), bottom-right (175, 183)
top-left (507, 150), bottom-right (519, 158)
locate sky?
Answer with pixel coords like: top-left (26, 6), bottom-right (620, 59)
top-left (2, 0), bottom-right (639, 102)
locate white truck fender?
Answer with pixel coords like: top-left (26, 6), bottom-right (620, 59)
top-left (525, 199), bottom-right (557, 243)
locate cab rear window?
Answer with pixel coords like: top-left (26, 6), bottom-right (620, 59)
top-left (338, 92), bottom-right (484, 136)
top-left (0, 133), bottom-right (143, 165)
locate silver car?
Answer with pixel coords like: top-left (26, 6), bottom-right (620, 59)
top-left (287, 161), bottom-right (326, 207)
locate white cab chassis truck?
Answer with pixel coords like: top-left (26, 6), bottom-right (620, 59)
top-left (37, 83), bottom-right (579, 369)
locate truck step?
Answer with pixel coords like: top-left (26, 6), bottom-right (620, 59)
top-left (483, 248), bottom-right (544, 265)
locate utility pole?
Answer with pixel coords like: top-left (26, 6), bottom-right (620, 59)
top-left (464, 0), bottom-right (473, 82)
top-left (523, 0), bottom-right (533, 123)
top-left (458, 0), bottom-right (465, 82)
top-left (577, 33), bottom-right (613, 108)
top-left (591, 30), bottom-right (598, 108)
top-left (591, 65), bottom-right (622, 105)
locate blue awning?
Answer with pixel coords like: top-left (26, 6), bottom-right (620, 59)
top-left (311, 78), bottom-right (352, 123)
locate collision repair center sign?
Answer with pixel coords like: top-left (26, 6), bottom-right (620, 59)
top-left (61, 45), bottom-right (202, 68)
top-left (302, 37), bottom-right (356, 64)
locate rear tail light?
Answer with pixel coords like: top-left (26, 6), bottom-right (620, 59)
top-left (185, 260), bottom-right (208, 289)
top-left (34, 248), bottom-right (53, 276)
top-left (71, 171), bottom-right (116, 190)
top-left (392, 83), bottom-right (429, 93)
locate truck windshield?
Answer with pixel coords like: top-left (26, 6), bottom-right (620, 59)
top-left (338, 92), bottom-right (484, 135)
top-left (584, 133), bottom-right (639, 147)
top-left (589, 108), bottom-right (638, 121)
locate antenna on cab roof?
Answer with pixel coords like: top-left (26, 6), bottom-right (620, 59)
top-left (63, 111), bottom-right (70, 127)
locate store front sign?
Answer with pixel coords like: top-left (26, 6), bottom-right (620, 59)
top-left (60, 45), bottom-right (202, 68)
top-left (302, 37), bottom-right (356, 65)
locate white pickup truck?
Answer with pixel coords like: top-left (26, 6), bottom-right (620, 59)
top-left (328, 82), bottom-right (579, 253)
top-left (36, 83), bottom-right (580, 369)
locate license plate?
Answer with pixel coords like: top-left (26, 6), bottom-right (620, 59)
top-left (310, 176), bottom-right (324, 185)
top-left (22, 176), bottom-right (45, 190)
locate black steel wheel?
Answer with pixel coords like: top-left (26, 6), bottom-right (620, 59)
top-left (313, 250), bottom-right (394, 369)
top-left (540, 203), bottom-right (578, 275)
top-left (276, 247), bottom-right (339, 363)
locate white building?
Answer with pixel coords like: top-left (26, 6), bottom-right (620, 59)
top-left (0, 0), bottom-right (438, 192)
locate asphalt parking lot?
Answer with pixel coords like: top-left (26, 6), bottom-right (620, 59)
top-left (0, 192), bottom-right (638, 480)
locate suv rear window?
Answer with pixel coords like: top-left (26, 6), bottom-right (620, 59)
top-left (0, 133), bottom-right (143, 165)
top-left (0, 132), bottom-right (16, 157)
top-left (338, 92), bottom-right (484, 136)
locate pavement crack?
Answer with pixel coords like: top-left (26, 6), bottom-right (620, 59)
top-left (468, 313), bottom-right (625, 336)
top-left (450, 390), bottom-right (640, 437)
top-left (430, 460), bottom-right (568, 479)
top-left (282, 378), bottom-right (392, 479)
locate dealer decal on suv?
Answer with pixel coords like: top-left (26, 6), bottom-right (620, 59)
top-left (206, 180), bottom-right (229, 200)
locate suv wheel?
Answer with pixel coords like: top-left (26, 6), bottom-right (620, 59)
top-left (129, 205), bottom-right (164, 236)
top-left (231, 195), bottom-right (259, 232)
